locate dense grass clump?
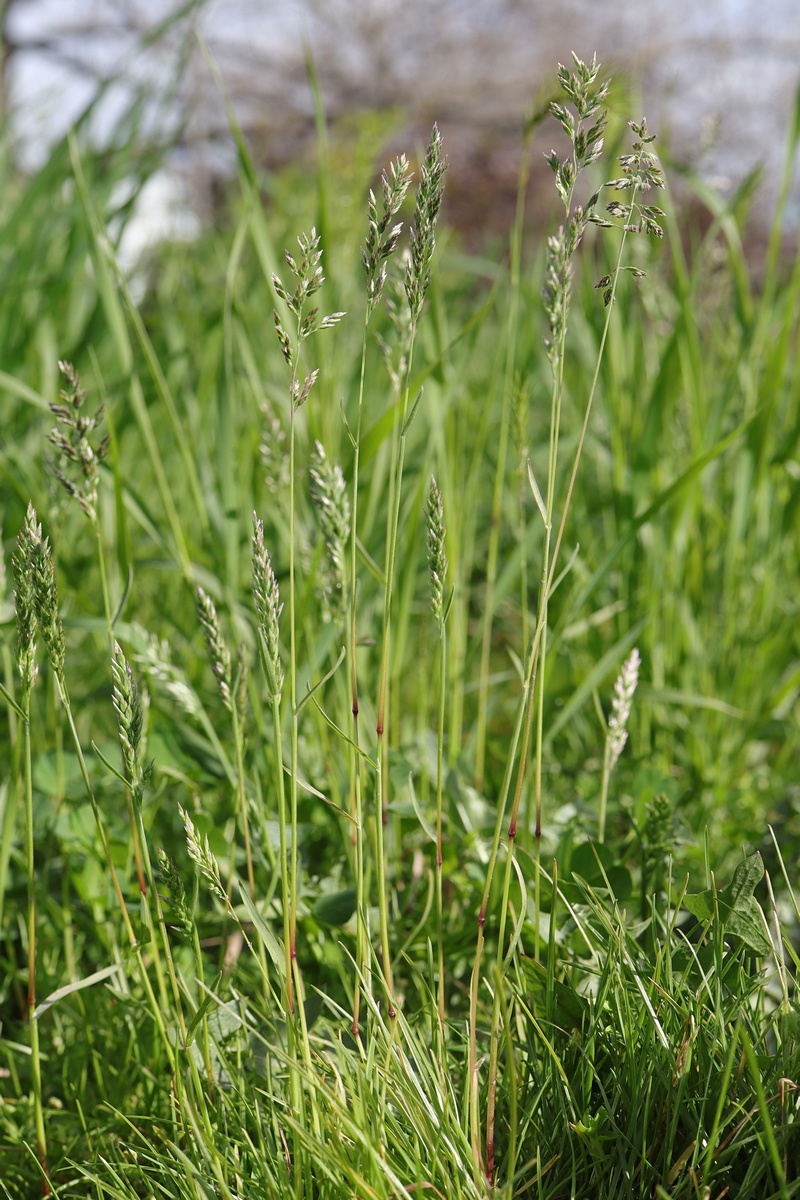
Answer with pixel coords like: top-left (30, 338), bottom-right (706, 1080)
top-left (1, 52), bottom-right (800, 1198)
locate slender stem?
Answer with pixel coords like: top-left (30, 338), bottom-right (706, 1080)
top-left (475, 138), bottom-right (532, 790)
top-left (374, 327), bottom-right (418, 1011)
top-left (231, 701), bottom-right (255, 896)
top-left (270, 694), bottom-right (294, 1010)
top-left (467, 663), bottom-right (532, 1186)
top-left (22, 688), bottom-right (49, 1194)
top-left (55, 675), bottom-right (176, 1066)
top-left (598, 739), bottom-right (612, 843)
top-left (288, 408), bottom-right (300, 999)
top-left (348, 318), bottom-right (369, 1036)
top-left (435, 616), bottom-right (447, 1029)
top-left (95, 523), bottom-right (146, 896)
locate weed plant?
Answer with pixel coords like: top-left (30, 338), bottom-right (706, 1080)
top-left (1, 51), bottom-right (800, 1199)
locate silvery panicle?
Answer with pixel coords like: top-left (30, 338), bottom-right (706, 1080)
top-left (405, 125), bottom-right (447, 328)
top-left (156, 848), bottom-right (193, 936)
top-left (111, 641), bottom-right (152, 810)
top-left (179, 804), bottom-right (227, 905)
top-left (196, 587), bottom-right (233, 712)
top-left (12, 504), bottom-right (40, 694)
top-left (542, 54), bottom-right (610, 363)
top-left (594, 118), bottom-right (667, 304)
top-left (377, 261), bottom-right (413, 392)
top-left (607, 646), bottom-right (641, 771)
top-left (271, 228), bottom-right (345, 409)
top-left (362, 153), bottom-right (413, 315)
top-left (48, 361), bottom-right (109, 523)
top-left (19, 507), bottom-right (66, 683)
top-left (112, 641), bottom-right (143, 785)
top-left (309, 441), bottom-right (351, 625)
top-left (251, 513), bottom-right (284, 702)
top-left (425, 476), bottom-right (447, 623)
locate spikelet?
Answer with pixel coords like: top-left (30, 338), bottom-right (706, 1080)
top-left (425, 476), bottom-right (447, 624)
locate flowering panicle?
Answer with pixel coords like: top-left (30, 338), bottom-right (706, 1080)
top-left (542, 53), bottom-right (610, 361)
top-left (112, 641), bottom-right (152, 810)
top-left (309, 441), bottom-right (351, 625)
top-left (196, 587), bottom-right (232, 711)
top-left (405, 125), bottom-right (447, 326)
top-left (272, 228), bottom-right (345, 407)
top-left (251, 513), bottom-right (284, 701)
top-left (157, 848), bottom-right (193, 936)
top-left (362, 154), bottom-right (413, 315)
top-left (48, 361), bottom-right (109, 522)
top-left (425, 476), bottom-right (448, 623)
top-left (12, 505), bottom-right (40, 695)
top-left (607, 647), bottom-right (641, 771)
top-left (179, 804), bottom-right (227, 905)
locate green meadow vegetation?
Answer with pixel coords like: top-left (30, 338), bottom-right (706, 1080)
top-left (2, 49), bottom-right (800, 1198)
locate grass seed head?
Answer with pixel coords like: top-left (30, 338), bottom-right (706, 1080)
top-left (608, 646), bottom-right (641, 771)
top-left (542, 55), bottom-right (612, 361)
top-left (405, 124), bottom-right (447, 326)
top-left (48, 361), bottom-right (109, 523)
top-left (179, 804), bottom-right (227, 905)
top-left (12, 503), bottom-right (40, 693)
top-left (23, 511), bottom-right (66, 682)
top-left (309, 441), bottom-right (351, 625)
top-left (196, 587), bottom-right (233, 712)
top-left (251, 513), bottom-right (284, 700)
top-left (379, 261), bottom-right (413, 390)
top-left (156, 848), bottom-right (193, 936)
top-left (272, 228), bottom-right (345, 374)
top-left (112, 641), bottom-right (144, 783)
top-left (362, 153), bottom-right (413, 314)
top-left (425, 476), bottom-right (447, 622)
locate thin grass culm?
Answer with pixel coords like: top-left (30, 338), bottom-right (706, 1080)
top-left (347, 152), bottom-right (412, 1034)
top-left (374, 126), bottom-right (446, 1014)
top-left (12, 511), bottom-right (49, 1195)
top-left (425, 475), bottom-right (449, 1030)
top-left (468, 54), bottom-right (667, 1190)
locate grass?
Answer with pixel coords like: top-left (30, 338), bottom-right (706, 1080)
top-left (1, 49), bottom-right (800, 1198)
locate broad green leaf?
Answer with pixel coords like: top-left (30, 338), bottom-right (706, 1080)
top-left (520, 956), bottom-right (589, 1030)
top-left (684, 854), bottom-right (771, 955)
top-left (312, 888), bottom-right (357, 927)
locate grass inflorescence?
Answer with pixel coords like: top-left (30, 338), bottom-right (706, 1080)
top-left (1, 50), bottom-right (800, 1200)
